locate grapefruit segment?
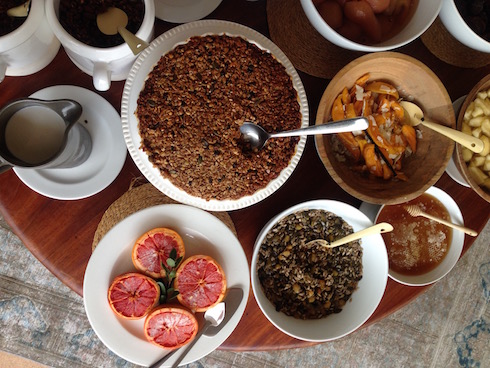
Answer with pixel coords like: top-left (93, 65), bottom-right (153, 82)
top-left (132, 228), bottom-right (185, 279)
top-left (144, 306), bottom-right (198, 349)
top-left (175, 255), bottom-right (227, 312)
top-left (108, 272), bottom-right (160, 319)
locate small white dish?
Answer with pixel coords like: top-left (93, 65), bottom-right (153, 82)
top-left (375, 186), bottom-right (465, 287)
top-left (83, 204), bottom-right (250, 367)
top-left (14, 86), bottom-right (126, 200)
top-left (121, 20), bottom-right (308, 211)
top-left (251, 199), bottom-right (388, 342)
top-left (445, 96), bottom-right (470, 187)
top-left (155, 0), bottom-right (223, 23)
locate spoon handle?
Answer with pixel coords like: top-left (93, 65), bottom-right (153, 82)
top-left (169, 321), bottom-right (212, 368)
top-left (327, 222), bottom-right (393, 248)
top-left (422, 120), bottom-right (484, 153)
top-left (418, 212), bottom-right (478, 236)
top-left (270, 117), bottom-right (369, 138)
top-left (117, 26), bottom-right (149, 55)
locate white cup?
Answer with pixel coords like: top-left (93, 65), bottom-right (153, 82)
top-left (45, 0), bottom-right (155, 91)
top-left (0, 0), bottom-right (60, 82)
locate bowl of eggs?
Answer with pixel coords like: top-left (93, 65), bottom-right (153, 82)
top-left (439, 0), bottom-right (490, 54)
top-left (454, 74), bottom-right (490, 203)
top-left (374, 186), bottom-right (465, 286)
top-left (315, 52), bottom-right (455, 205)
top-left (300, 0), bottom-right (443, 52)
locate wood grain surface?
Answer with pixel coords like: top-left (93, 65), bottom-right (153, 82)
top-left (0, 0), bottom-right (489, 351)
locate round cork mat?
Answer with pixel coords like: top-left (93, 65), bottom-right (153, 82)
top-left (421, 17), bottom-right (490, 69)
top-left (92, 182), bottom-right (237, 252)
top-left (266, 0), bottom-right (362, 79)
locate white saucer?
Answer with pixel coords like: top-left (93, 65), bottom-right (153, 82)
top-left (155, 0), bottom-right (223, 23)
top-left (14, 86), bottom-right (127, 200)
top-left (445, 96), bottom-right (470, 188)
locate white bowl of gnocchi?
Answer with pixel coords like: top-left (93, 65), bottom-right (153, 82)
top-left (300, 0), bottom-right (443, 52)
top-left (455, 74), bottom-right (490, 203)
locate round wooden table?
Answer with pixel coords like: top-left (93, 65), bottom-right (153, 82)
top-left (0, 0), bottom-right (489, 351)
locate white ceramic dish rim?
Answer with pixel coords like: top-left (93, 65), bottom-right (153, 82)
top-left (300, 0), bottom-right (443, 52)
top-left (251, 199), bottom-right (389, 342)
top-left (375, 186), bottom-right (465, 287)
top-left (83, 204), bottom-right (250, 367)
top-left (154, 0), bottom-right (223, 23)
top-left (121, 19), bottom-right (309, 212)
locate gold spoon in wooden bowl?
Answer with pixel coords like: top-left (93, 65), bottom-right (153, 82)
top-left (400, 100), bottom-right (484, 153)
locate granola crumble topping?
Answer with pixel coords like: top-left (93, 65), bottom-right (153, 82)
top-left (136, 34), bottom-right (301, 201)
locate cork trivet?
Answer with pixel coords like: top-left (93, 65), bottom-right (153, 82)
top-left (266, 0), bottom-right (362, 79)
top-left (421, 17), bottom-right (490, 69)
top-left (92, 181), bottom-right (237, 251)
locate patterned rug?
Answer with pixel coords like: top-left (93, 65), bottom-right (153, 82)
top-left (1, 214), bottom-right (489, 368)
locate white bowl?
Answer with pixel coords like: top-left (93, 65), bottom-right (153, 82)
top-left (439, 0), bottom-right (490, 53)
top-left (375, 186), bottom-right (465, 286)
top-left (46, 0), bottom-right (155, 91)
top-left (251, 200), bottom-right (388, 342)
top-left (300, 0), bottom-right (443, 52)
top-left (0, 0), bottom-right (60, 82)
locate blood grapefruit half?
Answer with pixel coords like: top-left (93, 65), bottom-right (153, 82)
top-left (132, 227), bottom-right (185, 279)
top-left (107, 272), bottom-right (160, 319)
top-left (144, 306), bottom-right (198, 349)
top-left (174, 255), bottom-right (227, 312)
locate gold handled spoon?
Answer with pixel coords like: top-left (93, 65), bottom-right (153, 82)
top-left (96, 7), bottom-right (149, 55)
top-left (400, 100), bottom-right (484, 153)
top-left (7, 0), bottom-right (31, 17)
top-left (306, 222), bottom-right (393, 249)
top-left (404, 205), bottom-right (478, 236)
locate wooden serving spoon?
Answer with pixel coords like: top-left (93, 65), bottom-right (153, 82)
top-left (306, 222), bottom-right (393, 249)
top-left (400, 100), bottom-right (484, 153)
top-left (404, 205), bottom-right (478, 236)
top-left (96, 7), bottom-right (148, 55)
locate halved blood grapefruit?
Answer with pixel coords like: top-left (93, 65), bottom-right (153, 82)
top-left (107, 272), bottom-right (160, 319)
top-left (144, 306), bottom-right (198, 349)
top-left (132, 227), bottom-right (185, 279)
top-left (174, 255), bottom-right (227, 312)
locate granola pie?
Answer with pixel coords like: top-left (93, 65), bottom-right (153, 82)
top-left (257, 209), bottom-right (363, 320)
top-left (136, 34), bottom-right (301, 201)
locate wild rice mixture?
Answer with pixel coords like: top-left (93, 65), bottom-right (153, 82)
top-left (257, 209), bottom-right (363, 320)
top-left (136, 34), bottom-right (301, 201)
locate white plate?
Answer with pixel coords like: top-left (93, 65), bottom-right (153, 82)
top-left (251, 200), bottom-right (389, 342)
top-left (14, 86), bottom-right (127, 200)
top-left (375, 186), bottom-right (465, 286)
top-left (155, 0), bottom-right (223, 23)
top-left (445, 96), bottom-right (470, 187)
top-left (83, 204), bottom-right (250, 367)
top-left (121, 20), bottom-right (309, 212)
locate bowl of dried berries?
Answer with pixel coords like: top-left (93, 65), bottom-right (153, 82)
top-left (46, 0), bottom-right (155, 91)
top-left (251, 199), bottom-right (388, 342)
top-left (439, 0), bottom-right (490, 53)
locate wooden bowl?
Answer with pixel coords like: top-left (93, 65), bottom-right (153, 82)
top-left (454, 74), bottom-right (490, 203)
top-left (315, 52), bottom-right (454, 205)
